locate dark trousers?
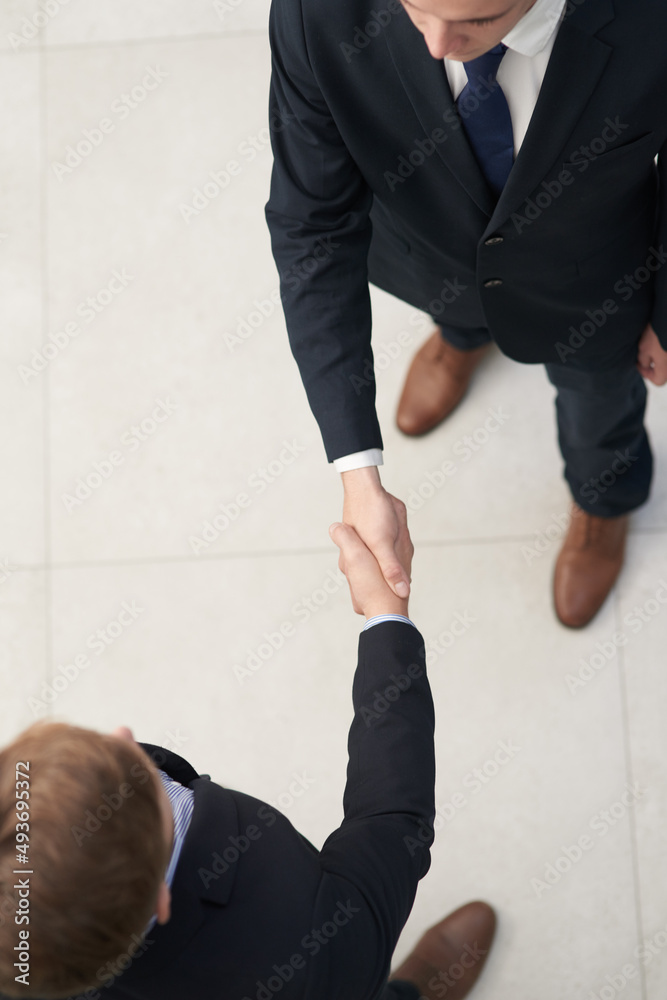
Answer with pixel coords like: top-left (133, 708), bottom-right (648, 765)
top-left (378, 981), bottom-right (421, 999)
top-left (438, 324), bottom-right (653, 518)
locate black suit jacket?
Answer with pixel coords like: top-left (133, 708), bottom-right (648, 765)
top-left (265, 0), bottom-right (667, 461)
top-left (65, 623), bottom-right (435, 1000)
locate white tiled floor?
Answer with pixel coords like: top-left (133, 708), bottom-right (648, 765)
top-left (2, 4), bottom-right (666, 998)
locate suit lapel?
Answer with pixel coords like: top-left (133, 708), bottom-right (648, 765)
top-left (384, 0), bottom-right (616, 225)
top-left (490, 0), bottom-right (615, 230)
top-left (383, 14), bottom-right (497, 217)
top-left (140, 742), bottom-right (201, 785)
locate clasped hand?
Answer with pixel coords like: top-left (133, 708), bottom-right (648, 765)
top-left (330, 489), bottom-right (412, 619)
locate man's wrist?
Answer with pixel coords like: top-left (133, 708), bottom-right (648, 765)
top-left (364, 599), bottom-right (409, 619)
top-left (341, 466), bottom-right (383, 494)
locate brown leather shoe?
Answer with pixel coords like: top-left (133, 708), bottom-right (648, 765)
top-left (396, 330), bottom-right (491, 436)
top-left (389, 901), bottom-right (496, 1000)
top-left (553, 506), bottom-right (629, 628)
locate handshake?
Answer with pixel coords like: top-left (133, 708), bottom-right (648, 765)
top-left (331, 471), bottom-right (413, 619)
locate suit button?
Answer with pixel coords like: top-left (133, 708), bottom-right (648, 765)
top-left (485, 236), bottom-right (504, 245)
top-left (483, 279), bottom-right (503, 288)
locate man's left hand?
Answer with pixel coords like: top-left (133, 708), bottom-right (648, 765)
top-left (637, 323), bottom-right (667, 385)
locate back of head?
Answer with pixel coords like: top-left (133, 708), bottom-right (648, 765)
top-left (0, 723), bottom-right (170, 999)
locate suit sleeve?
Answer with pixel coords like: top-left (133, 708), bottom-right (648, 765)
top-left (265, 0), bottom-right (383, 463)
top-left (306, 622), bottom-right (436, 997)
top-left (651, 138), bottom-right (667, 347)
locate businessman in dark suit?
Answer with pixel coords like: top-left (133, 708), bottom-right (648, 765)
top-left (4, 519), bottom-right (495, 1000)
top-left (265, 0), bottom-right (667, 627)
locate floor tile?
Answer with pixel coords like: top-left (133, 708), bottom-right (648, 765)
top-left (371, 285), bottom-right (667, 545)
top-left (618, 536), bottom-right (667, 1000)
top-left (45, 539), bottom-right (650, 999)
top-left (42, 0), bottom-right (271, 46)
top-left (0, 1), bottom-right (42, 52)
top-left (48, 553), bottom-right (354, 847)
top-left (0, 569), bottom-right (47, 741)
top-left (391, 544), bottom-right (643, 1000)
top-left (0, 51), bottom-right (44, 564)
top-left (45, 37), bottom-right (340, 563)
top-left (633, 383), bottom-right (667, 530)
top-left (2, 11), bottom-right (666, 997)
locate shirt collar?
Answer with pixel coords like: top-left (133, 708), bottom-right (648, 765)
top-left (502, 0), bottom-right (567, 57)
top-left (143, 770), bottom-right (195, 935)
top-left (158, 769), bottom-right (195, 890)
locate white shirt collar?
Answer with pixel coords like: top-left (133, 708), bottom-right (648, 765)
top-left (502, 0), bottom-right (567, 57)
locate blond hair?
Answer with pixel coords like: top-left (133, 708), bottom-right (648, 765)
top-left (0, 722), bottom-right (170, 998)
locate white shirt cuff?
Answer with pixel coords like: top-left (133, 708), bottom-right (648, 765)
top-left (363, 614), bottom-right (416, 631)
top-left (333, 449), bottom-right (384, 473)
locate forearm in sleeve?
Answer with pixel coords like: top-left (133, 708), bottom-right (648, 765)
top-left (651, 139), bottom-right (667, 346)
top-left (265, 0), bottom-right (383, 461)
top-left (317, 622), bottom-right (436, 944)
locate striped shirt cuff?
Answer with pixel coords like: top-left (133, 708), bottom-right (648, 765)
top-left (363, 614), bottom-right (416, 631)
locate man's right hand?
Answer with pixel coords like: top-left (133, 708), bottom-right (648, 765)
top-left (341, 467), bottom-right (411, 599)
top-left (329, 520), bottom-right (413, 619)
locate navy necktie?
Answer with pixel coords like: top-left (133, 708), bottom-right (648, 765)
top-left (456, 44), bottom-right (514, 197)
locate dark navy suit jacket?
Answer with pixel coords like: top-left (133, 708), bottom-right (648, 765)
top-left (265, 0), bottom-right (667, 461)
top-left (66, 622), bottom-right (435, 1000)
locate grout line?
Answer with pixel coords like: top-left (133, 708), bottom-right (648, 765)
top-left (7, 522), bottom-right (667, 574)
top-left (38, 38), bottom-right (53, 720)
top-left (7, 547), bottom-right (337, 573)
top-left (0, 28), bottom-right (267, 58)
top-left (0, 535), bottom-right (574, 574)
top-left (615, 588), bottom-right (647, 1000)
